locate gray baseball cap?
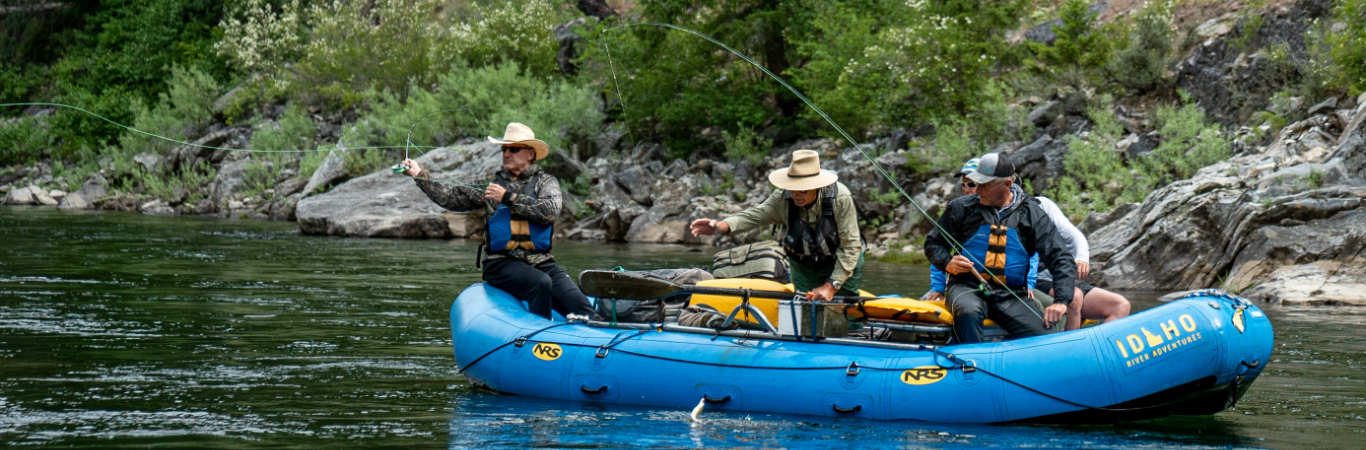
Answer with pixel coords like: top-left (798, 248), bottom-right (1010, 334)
top-left (965, 152), bottom-right (1016, 184)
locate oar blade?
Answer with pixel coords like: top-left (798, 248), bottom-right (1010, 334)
top-left (578, 270), bottom-right (682, 300)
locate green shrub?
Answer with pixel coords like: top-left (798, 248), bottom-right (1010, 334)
top-left (138, 161), bottom-right (217, 204)
top-left (0, 117), bottom-right (56, 165)
top-left (722, 124), bottom-right (772, 165)
top-left (118, 65), bottom-right (221, 156)
top-left (1027, 0), bottom-right (1112, 91)
top-left (294, 0), bottom-right (443, 109)
top-left (1326, 0), bottom-right (1366, 95)
top-left (343, 61), bottom-right (603, 176)
top-left (1048, 104), bottom-right (1132, 221)
top-left (786, 1), bottom-right (896, 140)
top-left (298, 149), bottom-right (331, 181)
top-left (435, 0), bottom-right (568, 78)
top-left (249, 103), bottom-right (316, 153)
top-left (1144, 97), bottom-right (1230, 183)
top-left (1108, 2), bottom-right (1175, 93)
top-left (864, 0), bottom-right (1032, 121)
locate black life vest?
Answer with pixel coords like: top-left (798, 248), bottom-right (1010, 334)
top-left (485, 173), bottom-right (552, 255)
top-left (782, 184), bottom-right (841, 266)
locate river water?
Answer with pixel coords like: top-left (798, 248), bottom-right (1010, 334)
top-left (0, 208), bottom-right (1361, 448)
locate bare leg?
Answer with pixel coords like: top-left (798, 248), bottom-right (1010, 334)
top-left (1081, 288), bottom-right (1131, 322)
top-left (1051, 288), bottom-right (1086, 331)
top-left (1065, 287), bottom-right (1084, 331)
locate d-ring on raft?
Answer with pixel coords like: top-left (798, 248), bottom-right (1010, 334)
top-left (449, 282), bottom-right (1273, 423)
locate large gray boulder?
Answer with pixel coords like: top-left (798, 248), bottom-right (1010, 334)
top-left (59, 174), bottom-right (109, 210)
top-left (3, 185), bottom-right (37, 205)
top-left (295, 145), bottom-right (500, 238)
top-left (301, 148), bottom-right (348, 197)
top-left (210, 158), bottom-right (266, 206)
top-left (1088, 101), bottom-right (1366, 304)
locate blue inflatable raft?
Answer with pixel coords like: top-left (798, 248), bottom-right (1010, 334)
top-left (449, 284), bottom-right (1273, 423)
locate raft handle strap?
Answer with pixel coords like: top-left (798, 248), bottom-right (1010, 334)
top-left (1241, 359), bottom-right (1261, 369)
top-left (581, 385), bottom-right (608, 395)
top-left (458, 322), bottom-right (575, 374)
top-left (703, 394), bottom-right (731, 404)
top-left (832, 403), bottom-right (862, 414)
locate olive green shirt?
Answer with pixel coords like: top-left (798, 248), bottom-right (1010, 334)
top-left (720, 182), bottom-right (863, 284)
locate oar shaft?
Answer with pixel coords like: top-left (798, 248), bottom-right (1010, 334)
top-left (685, 285), bottom-right (876, 303)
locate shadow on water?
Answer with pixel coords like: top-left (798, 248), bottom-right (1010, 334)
top-left (0, 208), bottom-right (1362, 448)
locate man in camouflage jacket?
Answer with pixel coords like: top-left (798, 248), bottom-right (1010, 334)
top-left (400, 123), bottom-right (594, 320)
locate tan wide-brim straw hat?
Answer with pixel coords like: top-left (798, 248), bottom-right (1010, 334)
top-left (488, 122), bottom-right (550, 161)
top-left (768, 150), bottom-right (838, 191)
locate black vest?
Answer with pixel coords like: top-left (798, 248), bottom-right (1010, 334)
top-left (782, 184), bottom-right (841, 266)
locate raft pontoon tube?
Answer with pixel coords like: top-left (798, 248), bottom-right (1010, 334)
top-left (449, 284), bottom-right (1273, 423)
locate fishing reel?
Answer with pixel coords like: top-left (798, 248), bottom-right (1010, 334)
top-left (391, 163), bottom-right (410, 174)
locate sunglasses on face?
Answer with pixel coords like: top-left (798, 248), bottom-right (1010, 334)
top-left (502, 146), bottom-right (529, 153)
top-left (961, 181), bottom-right (978, 189)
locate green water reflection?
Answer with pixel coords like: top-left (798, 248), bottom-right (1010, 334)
top-left (0, 208), bottom-right (1361, 448)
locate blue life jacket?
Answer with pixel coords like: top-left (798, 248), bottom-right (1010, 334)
top-left (960, 209), bottom-right (1030, 288)
top-left (486, 175), bottom-right (552, 254)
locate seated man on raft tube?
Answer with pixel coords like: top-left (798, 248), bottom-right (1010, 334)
top-left (923, 152), bottom-right (1078, 344)
top-left (399, 122), bottom-right (596, 320)
top-left (925, 158), bottom-right (1055, 323)
top-left (926, 158), bottom-right (1131, 330)
top-left (689, 150), bottom-right (864, 301)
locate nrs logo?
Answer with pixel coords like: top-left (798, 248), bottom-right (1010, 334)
top-left (900, 367), bottom-right (948, 385)
top-left (531, 343), bottom-right (562, 361)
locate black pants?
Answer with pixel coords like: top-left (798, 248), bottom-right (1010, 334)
top-left (946, 283), bottom-right (1053, 344)
top-left (483, 258), bottom-right (594, 320)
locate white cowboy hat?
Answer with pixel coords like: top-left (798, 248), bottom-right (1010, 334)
top-left (768, 150), bottom-right (838, 191)
top-left (487, 122), bottom-right (550, 161)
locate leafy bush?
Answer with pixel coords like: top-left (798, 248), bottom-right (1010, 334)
top-left (215, 0), bottom-right (303, 76)
top-left (118, 65), bottom-right (221, 156)
top-left (722, 124), bottom-right (772, 165)
top-left (1048, 104), bottom-right (1133, 221)
top-left (343, 61), bottom-right (603, 176)
top-left (294, 0), bottom-right (443, 109)
top-left (865, 0), bottom-right (1032, 121)
top-left (1107, 2), bottom-right (1175, 93)
top-left (0, 117), bottom-right (56, 165)
top-left (786, 1), bottom-right (898, 140)
top-left (436, 0), bottom-right (568, 78)
top-left (1026, 0), bottom-right (1112, 90)
top-left (1144, 97), bottom-right (1230, 183)
top-left (1326, 0), bottom-right (1366, 95)
top-left (249, 103), bottom-right (316, 153)
top-left (137, 161), bottom-right (217, 204)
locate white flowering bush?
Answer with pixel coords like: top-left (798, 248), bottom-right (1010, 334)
top-left (294, 0), bottom-right (444, 108)
top-left (435, 0), bottom-right (568, 77)
top-left (864, 0), bottom-right (1030, 121)
top-left (214, 0), bottom-right (303, 77)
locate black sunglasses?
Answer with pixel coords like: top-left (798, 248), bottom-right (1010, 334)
top-left (502, 146), bottom-right (529, 153)
top-left (961, 181), bottom-right (978, 189)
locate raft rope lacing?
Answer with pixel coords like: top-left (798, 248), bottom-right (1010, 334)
top-left (458, 316), bottom-right (1232, 414)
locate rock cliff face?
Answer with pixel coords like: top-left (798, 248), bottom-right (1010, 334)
top-left (1088, 94), bottom-right (1366, 304)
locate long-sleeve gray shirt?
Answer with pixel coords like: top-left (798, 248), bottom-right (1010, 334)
top-left (413, 164), bottom-right (562, 266)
